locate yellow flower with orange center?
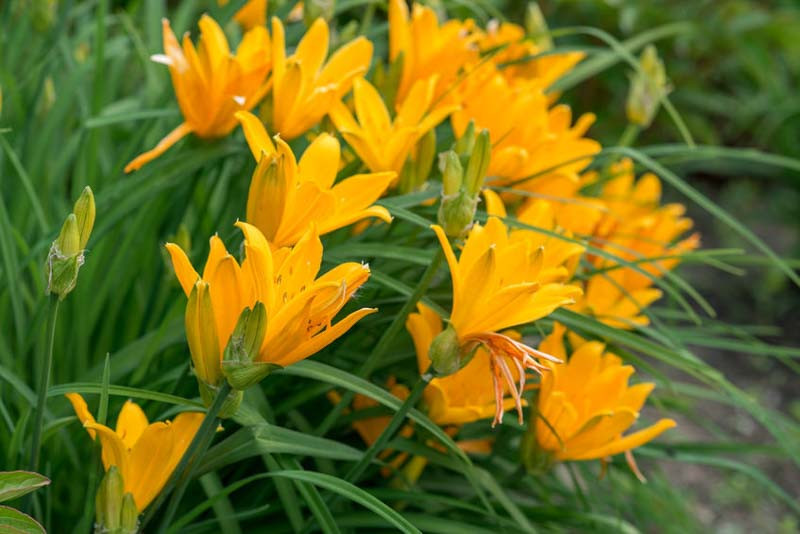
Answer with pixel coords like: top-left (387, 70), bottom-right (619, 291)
top-left (330, 77), bottom-right (458, 177)
top-left (529, 323), bottom-right (676, 475)
top-left (430, 216), bottom-right (582, 425)
top-left (388, 0), bottom-right (478, 109)
top-left (236, 110), bottom-right (395, 248)
top-left (165, 222), bottom-right (376, 387)
top-left (66, 393), bottom-right (203, 511)
top-left (267, 17), bottom-right (372, 139)
top-left (125, 15), bottom-right (271, 172)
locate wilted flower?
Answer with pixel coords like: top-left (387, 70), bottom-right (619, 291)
top-left (430, 216), bottom-right (582, 426)
top-left (330, 77), bottom-right (458, 176)
top-left (267, 17), bottom-right (372, 139)
top-left (66, 393), bottom-right (204, 512)
top-left (125, 15), bottom-right (271, 172)
top-left (166, 222), bottom-right (376, 390)
top-left (236, 110), bottom-right (395, 248)
top-left (523, 324), bottom-right (676, 477)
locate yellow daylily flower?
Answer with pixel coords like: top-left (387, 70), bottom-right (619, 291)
top-left (431, 216), bottom-right (582, 426)
top-left (475, 20), bottom-right (584, 90)
top-left (531, 323), bottom-right (676, 475)
top-left (125, 15), bottom-right (271, 172)
top-left (407, 303), bottom-right (519, 426)
top-left (452, 64), bottom-right (600, 188)
top-left (329, 76), bottom-right (458, 177)
top-left (388, 0), bottom-right (478, 108)
top-left (66, 393), bottom-right (203, 511)
top-left (166, 222), bottom-right (376, 380)
top-left (236, 110), bottom-right (395, 248)
top-left (219, 0), bottom-right (268, 30)
top-left (268, 16), bottom-right (372, 139)
top-left (572, 159), bottom-right (700, 328)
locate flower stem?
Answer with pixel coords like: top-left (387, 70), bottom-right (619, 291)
top-left (141, 381), bottom-right (231, 531)
top-left (29, 294), bottom-right (60, 473)
top-left (617, 123), bottom-right (641, 148)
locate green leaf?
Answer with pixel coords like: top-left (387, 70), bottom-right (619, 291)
top-left (0, 472), bottom-right (50, 503)
top-left (266, 470), bottom-right (421, 534)
top-left (196, 424), bottom-right (363, 476)
top-left (0, 505), bottom-right (45, 533)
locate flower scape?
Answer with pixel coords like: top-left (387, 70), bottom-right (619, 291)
top-left (2, 1), bottom-right (799, 532)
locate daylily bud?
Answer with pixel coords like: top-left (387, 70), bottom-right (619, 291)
top-left (304, 1), bottom-right (335, 25)
top-left (520, 410), bottom-right (555, 475)
top-left (120, 493), bottom-right (139, 533)
top-left (95, 467), bottom-right (140, 534)
top-left (73, 186), bottom-right (96, 250)
top-left (45, 186), bottom-right (95, 300)
top-left (413, 128), bottom-right (437, 188)
top-left (428, 325), bottom-right (461, 377)
top-left (222, 303), bottom-right (280, 390)
top-left (97, 466), bottom-right (124, 530)
top-left (440, 151), bottom-right (463, 196)
top-left (626, 45), bottom-right (670, 128)
top-left (397, 158), bottom-right (417, 196)
top-left (437, 191), bottom-right (478, 238)
top-left (46, 215), bottom-right (83, 299)
top-left (454, 120), bottom-right (476, 156)
top-left (186, 281), bottom-right (222, 387)
top-left (464, 129), bottom-right (490, 195)
top-left (525, 2), bottom-right (553, 50)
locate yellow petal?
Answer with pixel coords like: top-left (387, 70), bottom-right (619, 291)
top-left (317, 37), bottom-right (373, 92)
top-left (275, 307), bottom-right (377, 367)
top-left (185, 280), bottom-right (222, 385)
top-left (124, 122), bottom-right (193, 173)
top-left (126, 422), bottom-right (176, 510)
top-left (236, 110), bottom-right (276, 159)
top-left (298, 133), bottom-right (340, 190)
top-left (571, 418), bottom-right (676, 460)
top-left (165, 243), bottom-right (200, 297)
top-left (115, 400), bottom-right (150, 449)
top-left (482, 189), bottom-right (507, 217)
top-left (431, 224), bottom-right (461, 310)
top-left (83, 422), bottom-right (129, 476)
top-left (353, 78), bottom-right (392, 141)
top-left (66, 393), bottom-right (98, 440)
top-left (294, 17), bottom-right (329, 75)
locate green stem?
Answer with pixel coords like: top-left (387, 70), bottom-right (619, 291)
top-left (29, 295), bottom-right (60, 473)
top-left (344, 368), bottom-right (432, 485)
top-left (141, 381), bottom-right (232, 531)
top-left (314, 250), bottom-right (444, 437)
top-left (617, 123), bottom-right (641, 148)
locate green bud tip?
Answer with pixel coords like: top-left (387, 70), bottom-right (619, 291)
top-left (464, 129), bottom-right (491, 195)
top-left (428, 325), bottom-right (462, 377)
top-left (441, 150), bottom-right (464, 196)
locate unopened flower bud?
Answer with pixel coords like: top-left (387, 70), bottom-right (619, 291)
top-left (222, 303), bottom-right (280, 390)
top-left (520, 410), bottom-right (555, 475)
top-left (186, 280), bottom-right (222, 388)
top-left (73, 186), bottom-right (96, 250)
top-left (454, 120), bottom-right (476, 156)
top-left (120, 493), bottom-right (140, 533)
top-left (464, 129), bottom-right (490, 195)
top-left (412, 128), bottom-right (436, 188)
top-left (45, 187), bottom-right (95, 300)
top-left (440, 151), bottom-right (463, 196)
top-left (437, 191), bottom-right (478, 238)
top-left (97, 466), bottom-right (124, 530)
top-left (525, 2), bottom-right (553, 50)
top-left (429, 325), bottom-right (462, 377)
top-left (626, 45), bottom-right (670, 128)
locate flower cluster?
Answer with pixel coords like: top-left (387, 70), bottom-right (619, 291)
top-left (63, 4), bottom-right (699, 527)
